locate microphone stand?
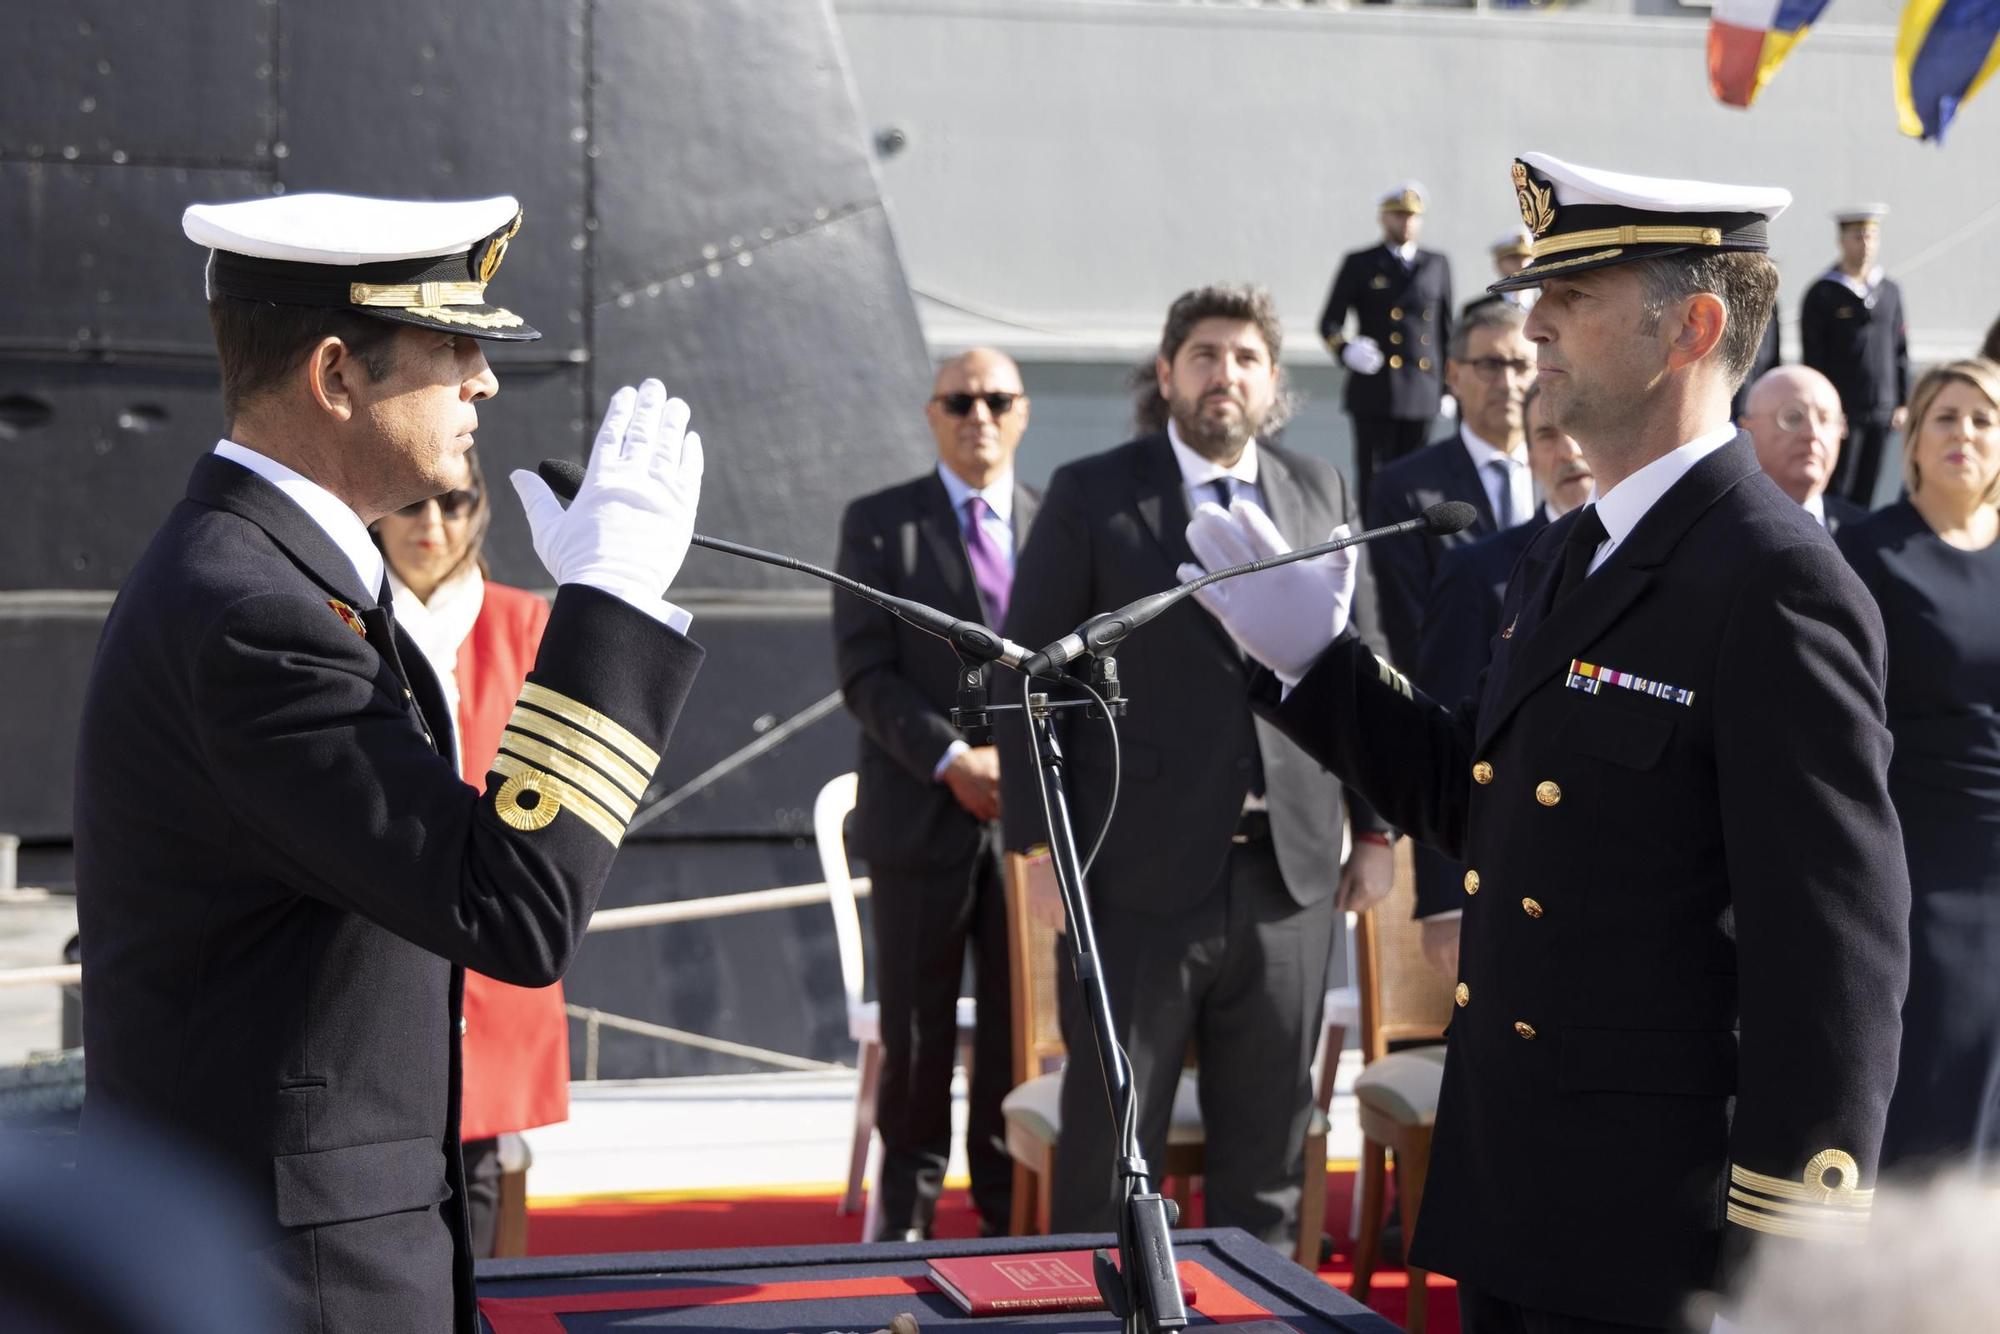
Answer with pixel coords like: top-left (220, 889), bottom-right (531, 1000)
top-left (534, 459), bottom-right (1473, 1332)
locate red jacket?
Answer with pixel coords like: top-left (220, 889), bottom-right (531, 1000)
top-left (457, 581), bottom-right (568, 1140)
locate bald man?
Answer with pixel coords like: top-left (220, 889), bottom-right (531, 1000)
top-left (1740, 364), bottom-right (1869, 532)
top-left (832, 349), bottom-right (1039, 1239)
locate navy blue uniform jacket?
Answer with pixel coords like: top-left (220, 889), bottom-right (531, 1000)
top-left (1318, 246), bottom-right (1453, 422)
top-left (1263, 437), bottom-right (1908, 1325)
top-left (1364, 432), bottom-right (1503, 671)
top-left (75, 455), bottom-right (703, 1333)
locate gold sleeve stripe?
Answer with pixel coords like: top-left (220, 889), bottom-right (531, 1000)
top-left (503, 705), bottom-right (650, 801)
top-left (499, 732), bottom-right (639, 824)
top-left (1374, 654), bottom-right (1414, 700)
top-left (1726, 1189), bottom-right (1872, 1224)
top-left (493, 753), bottom-right (625, 847)
top-left (1725, 1202), bottom-right (1869, 1242)
top-left (1729, 1161), bottom-right (1873, 1207)
top-left (518, 681), bottom-right (661, 774)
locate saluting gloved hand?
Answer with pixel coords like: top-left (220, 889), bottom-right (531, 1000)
top-left (511, 378), bottom-right (704, 613)
top-left (1339, 335), bottom-right (1386, 376)
top-left (1175, 500), bottom-right (1355, 687)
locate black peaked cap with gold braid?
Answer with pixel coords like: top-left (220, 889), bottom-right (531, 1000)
top-left (183, 192), bottom-right (540, 341)
top-left (1491, 152), bottom-right (1791, 293)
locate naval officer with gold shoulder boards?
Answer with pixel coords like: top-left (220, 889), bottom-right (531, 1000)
top-left (76, 193), bottom-right (707, 1332)
top-left (1185, 154), bottom-right (1909, 1332)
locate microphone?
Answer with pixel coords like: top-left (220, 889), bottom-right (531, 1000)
top-left (1018, 499), bottom-right (1479, 678)
top-left (533, 458), bottom-right (1036, 670)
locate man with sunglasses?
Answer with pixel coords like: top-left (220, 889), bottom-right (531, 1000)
top-left (833, 348), bottom-right (1039, 1240)
top-left (1364, 300), bottom-right (1538, 677)
top-left (75, 193), bottom-right (706, 1332)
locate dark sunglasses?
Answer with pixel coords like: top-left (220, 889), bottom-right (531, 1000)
top-left (933, 391), bottom-right (1021, 418)
top-left (396, 487), bottom-right (480, 520)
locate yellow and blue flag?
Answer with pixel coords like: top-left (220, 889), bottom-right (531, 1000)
top-left (1709, 0), bottom-right (1834, 107)
top-left (1895, 0), bottom-right (2000, 141)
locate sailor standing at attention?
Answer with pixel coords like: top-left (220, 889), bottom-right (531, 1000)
top-left (75, 192), bottom-right (708, 1332)
top-left (1185, 154), bottom-right (1909, 1332)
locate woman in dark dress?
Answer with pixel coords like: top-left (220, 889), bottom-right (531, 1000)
top-left (1837, 357), bottom-right (2000, 1170)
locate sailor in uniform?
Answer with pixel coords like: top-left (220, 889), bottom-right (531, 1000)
top-left (1799, 204), bottom-right (1911, 505)
top-left (75, 193), bottom-right (708, 1332)
top-left (1319, 182), bottom-right (1455, 506)
top-left (1187, 154), bottom-right (1909, 1331)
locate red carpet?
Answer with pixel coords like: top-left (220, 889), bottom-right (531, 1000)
top-left (527, 1168), bottom-right (1458, 1332)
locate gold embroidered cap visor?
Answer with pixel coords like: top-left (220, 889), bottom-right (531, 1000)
top-left (183, 192), bottom-right (540, 341)
top-left (1489, 152), bottom-right (1791, 295)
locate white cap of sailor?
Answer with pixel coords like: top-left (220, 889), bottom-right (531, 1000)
top-left (1833, 203), bottom-right (1889, 226)
top-left (182, 193), bottom-right (539, 341)
top-left (1491, 228), bottom-right (1535, 260)
top-left (1492, 153), bottom-right (1791, 294)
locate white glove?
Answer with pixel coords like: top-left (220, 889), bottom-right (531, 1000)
top-left (1340, 335), bottom-right (1386, 376)
top-left (1176, 500), bottom-right (1355, 687)
top-left (510, 378), bottom-right (704, 621)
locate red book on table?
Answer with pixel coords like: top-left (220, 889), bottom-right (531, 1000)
top-left (926, 1251), bottom-right (1197, 1315)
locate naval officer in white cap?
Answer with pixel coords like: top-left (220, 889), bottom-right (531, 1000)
top-left (75, 193), bottom-right (708, 1332)
top-left (1184, 154), bottom-right (1909, 1331)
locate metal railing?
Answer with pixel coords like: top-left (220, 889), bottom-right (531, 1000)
top-left (0, 875), bottom-right (872, 1075)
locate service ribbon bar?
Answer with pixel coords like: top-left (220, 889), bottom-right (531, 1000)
top-left (1565, 659), bottom-right (1695, 707)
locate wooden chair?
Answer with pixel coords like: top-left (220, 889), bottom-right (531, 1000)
top-left (812, 772), bottom-right (977, 1238)
top-left (998, 850), bottom-right (1329, 1270)
top-left (491, 1132), bottom-right (533, 1258)
top-left (1348, 839), bottom-right (1456, 1332)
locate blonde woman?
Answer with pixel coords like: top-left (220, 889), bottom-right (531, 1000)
top-left (1838, 357), bottom-right (2000, 1170)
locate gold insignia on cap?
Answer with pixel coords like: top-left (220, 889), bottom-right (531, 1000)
top-left (327, 599), bottom-right (367, 638)
top-left (404, 305), bottom-right (526, 330)
top-left (477, 210), bottom-right (523, 284)
top-left (495, 768), bottom-right (561, 831)
top-left (1513, 160), bottom-right (1556, 238)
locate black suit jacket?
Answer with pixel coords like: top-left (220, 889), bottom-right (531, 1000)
top-left (75, 455), bottom-right (703, 1333)
top-left (1822, 491), bottom-right (1868, 534)
top-left (1000, 432), bottom-right (1382, 914)
top-left (1409, 509), bottom-right (1550, 918)
top-left (1365, 432), bottom-right (1505, 670)
top-left (1265, 438), bottom-right (1908, 1324)
top-left (1800, 273), bottom-right (1911, 425)
top-left (1319, 246), bottom-right (1453, 421)
top-left (833, 470), bottom-right (1039, 871)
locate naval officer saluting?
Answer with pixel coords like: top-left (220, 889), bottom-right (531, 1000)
top-left (1182, 155), bottom-right (1909, 1331)
top-left (76, 194), bottom-right (707, 1332)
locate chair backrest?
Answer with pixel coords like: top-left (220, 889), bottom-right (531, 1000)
top-left (1003, 849), bottom-right (1067, 1085)
top-left (1355, 838), bottom-right (1454, 1061)
top-left (812, 772), bottom-right (866, 1017)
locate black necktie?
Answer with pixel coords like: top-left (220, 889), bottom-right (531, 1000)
top-left (1553, 506), bottom-right (1608, 606)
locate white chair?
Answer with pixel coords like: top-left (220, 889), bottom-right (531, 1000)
top-left (812, 771), bottom-right (976, 1240)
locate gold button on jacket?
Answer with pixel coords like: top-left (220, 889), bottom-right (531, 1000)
top-left (1536, 780), bottom-right (1562, 807)
top-left (1464, 869), bottom-right (1481, 894)
top-left (1455, 982), bottom-right (1470, 1007)
top-left (1473, 761), bottom-right (1494, 785)
top-left (1522, 897), bottom-right (1544, 918)
top-left (1514, 1021), bottom-right (1537, 1040)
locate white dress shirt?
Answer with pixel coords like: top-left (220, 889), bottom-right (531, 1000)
top-left (931, 463), bottom-right (1019, 779)
top-left (1585, 424), bottom-right (1739, 575)
top-left (1803, 493), bottom-right (1828, 527)
top-left (1387, 240), bottom-right (1418, 265)
top-left (1168, 418), bottom-right (1266, 515)
top-left (211, 439), bottom-right (691, 632)
top-left (1457, 424), bottom-right (1533, 530)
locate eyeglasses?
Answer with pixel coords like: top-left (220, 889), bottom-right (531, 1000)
top-left (1461, 356), bottom-right (1536, 379)
top-left (933, 391), bottom-right (1021, 418)
top-left (1772, 406), bottom-right (1840, 433)
top-left (396, 488), bottom-right (480, 520)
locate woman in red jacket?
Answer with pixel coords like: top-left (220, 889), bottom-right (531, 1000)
top-left (375, 445), bottom-right (566, 1257)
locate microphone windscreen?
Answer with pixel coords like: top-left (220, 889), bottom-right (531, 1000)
top-left (1424, 500), bottom-right (1480, 535)
top-left (537, 458), bottom-right (586, 502)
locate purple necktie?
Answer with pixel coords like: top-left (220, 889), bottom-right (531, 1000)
top-left (962, 495), bottom-right (1011, 629)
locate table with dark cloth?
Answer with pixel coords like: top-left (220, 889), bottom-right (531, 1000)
top-left (476, 1229), bottom-right (1398, 1332)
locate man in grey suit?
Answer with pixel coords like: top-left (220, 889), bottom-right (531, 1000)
top-left (1001, 286), bottom-right (1390, 1250)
